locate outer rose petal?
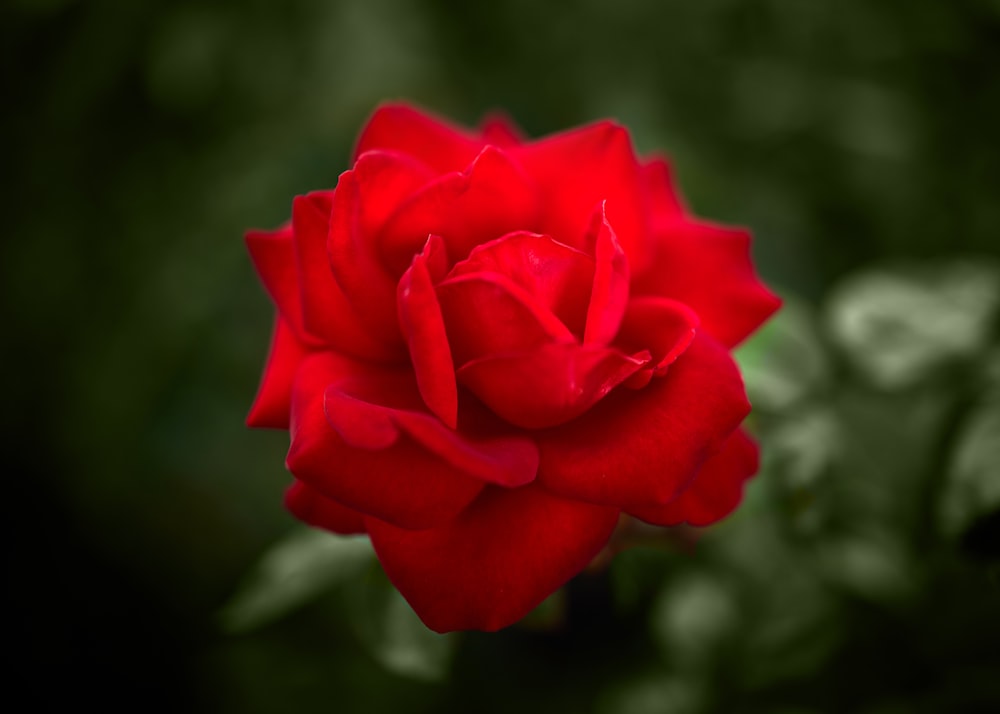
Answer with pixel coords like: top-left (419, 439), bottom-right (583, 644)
top-left (457, 344), bottom-right (651, 429)
top-left (641, 157), bottom-right (687, 228)
top-left (537, 332), bottom-right (751, 509)
top-left (286, 354), bottom-right (484, 530)
top-left (478, 111), bottom-right (526, 147)
top-left (379, 145), bottom-right (541, 269)
top-left (247, 316), bottom-right (308, 429)
top-left (245, 226), bottom-right (310, 342)
top-left (291, 192), bottom-right (403, 361)
top-left (353, 103), bottom-right (485, 174)
top-left (513, 121), bottom-right (650, 272)
top-left (325, 379), bottom-right (539, 489)
top-left (633, 220), bottom-right (782, 348)
top-left (285, 480), bottom-right (366, 535)
top-left (628, 428), bottom-right (759, 527)
top-left (366, 483), bottom-right (620, 633)
top-left (327, 157), bottom-right (426, 351)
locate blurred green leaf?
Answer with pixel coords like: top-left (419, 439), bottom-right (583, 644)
top-left (816, 532), bottom-right (917, 604)
top-left (825, 261), bottom-right (1000, 389)
top-left (938, 357), bottom-right (1000, 539)
top-left (740, 581), bottom-right (842, 688)
top-left (218, 529), bottom-right (374, 634)
top-left (598, 674), bottom-right (706, 714)
top-left (767, 405), bottom-right (840, 493)
top-left (830, 385), bottom-right (953, 535)
top-left (609, 539), bottom-right (688, 613)
top-left (345, 565), bottom-right (456, 682)
top-left (650, 572), bottom-right (737, 667)
top-left (736, 296), bottom-right (829, 412)
top-left (517, 588), bottom-right (566, 631)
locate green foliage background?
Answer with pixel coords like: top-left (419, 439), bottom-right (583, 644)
top-left (5, 0), bottom-right (1000, 711)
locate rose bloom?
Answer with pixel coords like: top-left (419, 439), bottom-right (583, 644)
top-left (246, 103), bottom-right (780, 632)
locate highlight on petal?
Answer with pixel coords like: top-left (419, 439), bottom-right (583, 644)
top-left (584, 203), bottom-right (630, 345)
top-left (379, 145), bottom-right (541, 269)
top-left (353, 103), bottom-right (484, 174)
top-left (633, 220), bottom-right (782, 348)
top-left (286, 354), bottom-right (484, 530)
top-left (285, 480), bottom-right (367, 535)
top-left (513, 121), bottom-right (650, 269)
top-left (537, 332), bottom-right (751, 509)
top-left (628, 428), bottom-right (759, 527)
top-left (436, 272), bottom-right (575, 366)
top-left (398, 235), bottom-right (458, 428)
top-left (366, 483), bottom-right (620, 632)
top-left (291, 192), bottom-right (402, 361)
top-left (247, 316), bottom-right (308, 429)
top-left (447, 231), bottom-right (594, 337)
top-left (457, 343), bottom-right (650, 430)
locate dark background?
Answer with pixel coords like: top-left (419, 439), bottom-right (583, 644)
top-left (5, 0), bottom-right (1000, 712)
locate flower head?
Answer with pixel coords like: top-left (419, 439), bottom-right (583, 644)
top-left (246, 103), bottom-right (780, 632)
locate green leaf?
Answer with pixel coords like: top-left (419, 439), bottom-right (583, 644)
top-left (598, 674), bottom-right (706, 714)
top-left (766, 405), bottom-right (840, 492)
top-left (345, 565), bottom-right (456, 682)
top-left (650, 572), bottom-right (737, 667)
top-left (825, 261), bottom-right (1000, 389)
top-left (938, 366), bottom-right (1000, 539)
top-left (518, 588), bottom-right (567, 631)
top-left (218, 528), bottom-right (374, 634)
top-left (815, 532), bottom-right (917, 604)
top-left (735, 295), bottom-right (829, 412)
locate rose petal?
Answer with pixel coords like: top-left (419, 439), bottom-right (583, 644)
top-left (437, 272), bottom-right (575, 366)
top-left (584, 203), bottom-right (630, 345)
top-left (327, 155), bottom-right (431, 351)
top-left (285, 480), bottom-right (367, 535)
top-left (448, 231), bottom-right (594, 337)
top-left (246, 316), bottom-right (308, 429)
top-left (537, 332), bottom-right (751, 509)
top-left (379, 145), bottom-right (540, 270)
top-left (633, 220), bottom-right (782, 348)
top-left (325, 378), bottom-right (538, 489)
top-left (513, 121), bottom-right (649, 270)
top-left (641, 156), bottom-right (687, 228)
top-left (291, 192), bottom-right (403, 361)
top-left (366, 483), bottom-right (620, 632)
top-left (398, 235), bottom-right (458, 428)
top-left (245, 226), bottom-right (311, 341)
top-left (616, 296), bottom-right (700, 384)
top-left (457, 344), bottom-right (651, 429)
top-left (478, 111), bottom-right (526, 147)
top-left (353, 103), bottom-right (484, 174)
top-left (286, 353), bottom-right (484, 530)
top-left (351, 149), bottom-right (436, 235)
top-left (628, 428), bottom-right (759, 527)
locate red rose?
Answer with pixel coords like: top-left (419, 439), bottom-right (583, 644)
top-left (246, 103), bottom-right (780, 632)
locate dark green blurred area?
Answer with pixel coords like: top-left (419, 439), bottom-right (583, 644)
top-left (4, 0), bottom-right (1000, 712)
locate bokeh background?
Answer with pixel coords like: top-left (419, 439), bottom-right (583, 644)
top-left (6, 0), bottom-right (1000, 711)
